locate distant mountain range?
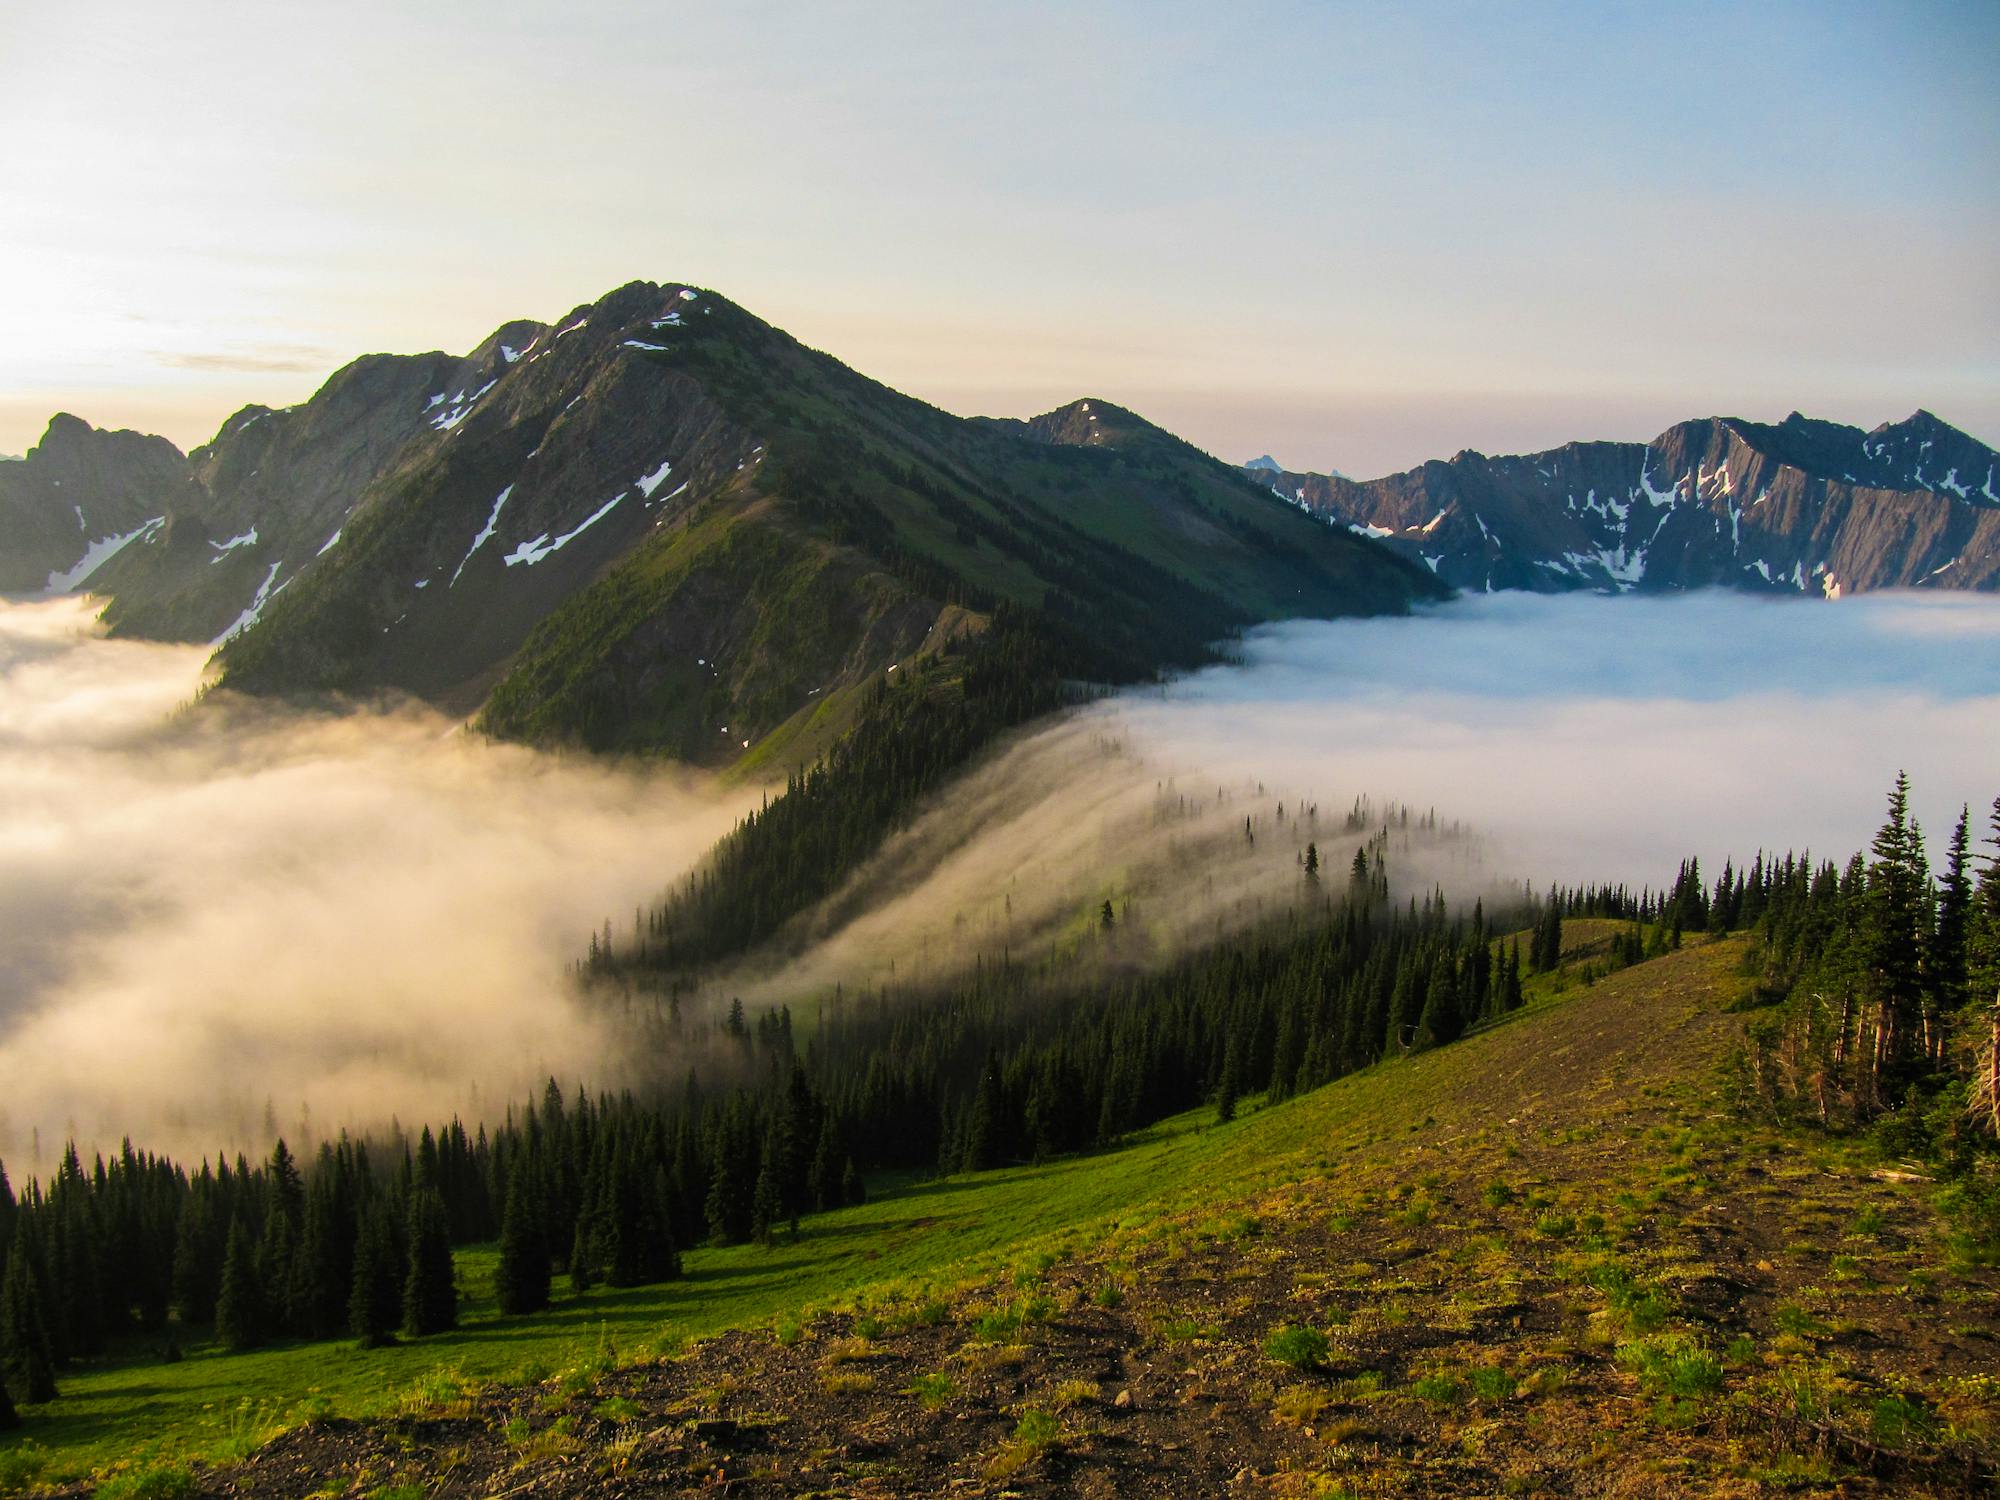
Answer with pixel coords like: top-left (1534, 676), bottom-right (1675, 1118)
top-left (1246, 411), bottom-right (2000, 595)
top-left (0, 281), bottom-right (1434, 759)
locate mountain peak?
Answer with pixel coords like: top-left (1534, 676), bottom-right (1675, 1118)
top-left (39, 411), bottom-right (96, 447)
top-left (1244, 454), bottom-right (1284, 472)
top-left (1875, 408), bottom-right (1950, 439)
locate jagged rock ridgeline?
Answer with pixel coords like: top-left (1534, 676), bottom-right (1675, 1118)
top-left (1249, 410), bottom-right (2000, 595)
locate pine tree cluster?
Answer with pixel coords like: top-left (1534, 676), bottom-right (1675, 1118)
top-left (1746, 778), bottom-right (2000, 1168)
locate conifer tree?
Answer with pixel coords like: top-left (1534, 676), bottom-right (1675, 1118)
top-left (170, 1186), bottom-right (221, 1326)
top-left (702, 1102), bottom-right (754, 1245)
top-left (1417, 957), bottom-right (1464, 1047)
top-left (750, 1139), bottom-right (783, 1247)
top-left (401, 1187), bottom-right (457, 1337)
top-left (808, 1117), bottom-right (841, 1211)
top-left (347, 1205), bottom-right (400, 1347)
top-left (1970, 797), bottom-right (2000, 1135)
top-left (495, 1152), bottom-right (550, 1315)
top-left (962, 1053), bottom-right (1004, 1171)
top-left (1863, 772), bottom-right (1930, 1089)
top-left (0, 1372), bottom-right (16, 1429)
top-left (1510, 937), bottom-right (1526, 1008)
top-left (45, 1152), bottom-right (103, 1360)
top-left (214, 1218), bottom-right (267, 1352)
top-left (0, 1161), bottom-right (14, 1265)
top-left (643, 1164), bottom-right (681, 1283)
top-left (1214, 1030), bottom-right (1240, 1123)
top-left (1530, 897), bottom-right (1564, 973)
top-left (0, 1235), bottom-right (57, 1403)
top-left (290, 1151), bottom-right (357, 1342)
top-left (841, 1157), bottom-right (865, 1207)
top-left (1934, 805), bottom-right (1973, 1012)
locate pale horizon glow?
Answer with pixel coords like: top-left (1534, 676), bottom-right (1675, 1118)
top-left (2, 2), bottom-right (1996, 476)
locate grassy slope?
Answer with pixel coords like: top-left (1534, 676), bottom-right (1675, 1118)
top-left (659, 300), bottom-right (1432, 628)
top-left (12, 931), bottom-right (1995, 1494)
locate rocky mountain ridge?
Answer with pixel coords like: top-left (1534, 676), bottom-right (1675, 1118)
top-left (1250, 410), bottom-right (2000, 595)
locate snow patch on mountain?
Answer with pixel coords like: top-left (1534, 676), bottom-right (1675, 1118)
top-left (636, 460), bottom-right (674, 500)
top-left (451, 485), bottom-right (515, 586)
top-left (503, 491), bottom-right (626, 568)
top-left (44, 517), bottom-right (166, 594)
top-left (208, 527), bottom-right (259, 563)
top-left (427, 380), bottom-right (497, 433)
top-left (213, 561), bottom-right (287, 646)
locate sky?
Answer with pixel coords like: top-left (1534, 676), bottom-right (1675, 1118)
top-left (1, 1), bottom-right (1995, 477)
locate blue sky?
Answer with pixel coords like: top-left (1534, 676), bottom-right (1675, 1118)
top-left (1, 0), bottom-right (1993, 474)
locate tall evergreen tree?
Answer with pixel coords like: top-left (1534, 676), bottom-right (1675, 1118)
top-left (289, 1156), bottom-right (353, 1341)
top-left (1417, 956), bottom-right (1464, 1047)
top-left (1213, 1033), bottom-right (1239, 1124)
top-left (169, 1184), bottom-right (221, 1326)
top-left (495, 1152), bottom-right (550, 1316)
top-left (401, 1187), bottom-right (457, 1337)
top-left (961, 1052), bottom-right (1004, 1171)
top-left (1934, 805), bottom-right (1974, 1012)
top-left (1502, 940), bottom-right (1524, 1011)
top-left (808, 1117), bottom-right (842, 1212)
top-left (1971, 797), bottom-right (2000, 1136)
top-left (0, 1161), bottom-right (14, 1267)
top-left (750, 1139), bottom-right (783, 1247)
top-left (1863, 771), bottom-right (1930, 1090)
top-left (347, 1204), bottom-right (400, 1347)
top-left (214, 1217), bottom-right (267, 1353)
top-left (0, 1235), bottom-right (57, 1403)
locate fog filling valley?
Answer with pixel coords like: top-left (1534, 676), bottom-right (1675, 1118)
top-left (3, 589), bottom-right (1997, 1170)
top-left (0, 596), bottom-right (750, 1167)
top-left (715, 590), bottom-right (2000, 1006)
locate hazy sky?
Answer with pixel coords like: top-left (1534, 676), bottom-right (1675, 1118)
top-left (2, 1), bottom-right (1995, 476)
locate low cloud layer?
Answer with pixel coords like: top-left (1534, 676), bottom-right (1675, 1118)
top-left (719, 590), bottom-right (2000, 1003)
top-left (5, 589), bottom-right (1995, 1168)
top-left (0, 597), bottom-right (749, 1167)
top-left (1125, 590), bottom-right (2000, 888)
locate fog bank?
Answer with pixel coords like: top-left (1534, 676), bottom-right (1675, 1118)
top-left (7, 588), bottom-right (1995, 1164)
top-left (716, 591), bottom-right (2000, 1003)
top-left (1121, 590), bottom-right (2000, 887)
top-left (0, 597), bottom-right (750, 1166)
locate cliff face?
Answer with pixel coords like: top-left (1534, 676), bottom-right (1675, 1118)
top-left (0, 414), bottom-right (195, 594)
top-left (1254, 411), bottom-right (2000, 596)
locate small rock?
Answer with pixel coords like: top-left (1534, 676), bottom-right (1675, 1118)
top-left (1113, 1389), bottom-right (1133, 1409)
